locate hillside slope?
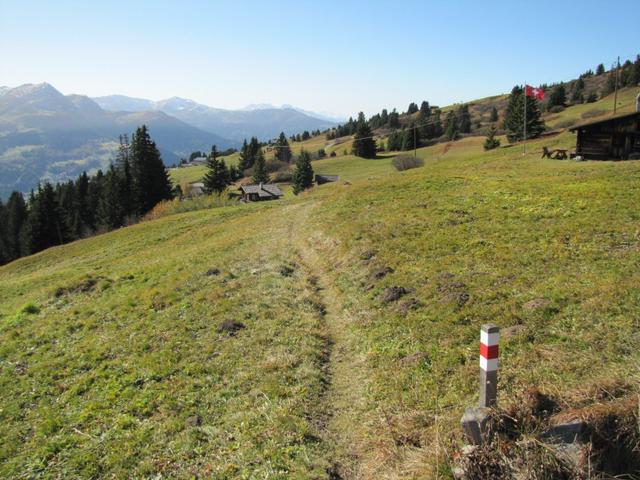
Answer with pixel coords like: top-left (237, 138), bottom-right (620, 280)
top-left (2, 130), bottom-right (640, 477)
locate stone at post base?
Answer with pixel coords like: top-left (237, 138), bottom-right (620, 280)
top-left (461, 406), bottom-right (492, 445)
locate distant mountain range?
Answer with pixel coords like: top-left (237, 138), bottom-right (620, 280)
top-left (0, 83), bottom-right (339, 198)
top-left (92, 95), bottom-right (340, 141)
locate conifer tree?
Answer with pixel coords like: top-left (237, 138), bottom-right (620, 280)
top-left (407, 102), bottom-right (419, 114)
top-left (292, 150), bottom-right (314, 195)
top-left (548, 84), bottom-right (567, 107)
top-left (401, 123), bottom-right (420, 151)
top-left (73, 172), bottom-right (91, 237)
top-left (483, 125), bottom-right (501, 151)
top-left (4, 191), bottom-right (27, 261)
top-left (203, 145), bottom-right (230, 195)
top-left (458, 104), bottom-right (472, 133)
top-left (388, 109), bottom-right (400, 128)
top-left (251, 148), bottom-right (268, 184)
top-left (444, 111), bottom-right (459, 141)
top-left (490, 106), bottom-right (499, 122)
top-left (596, 63), bottom-right (605, 75)
top-left (380, 108), bottom-right (389, 125)
top-left (387, 130), bottom-right (402, 151)
top-left (98, 165), bottom-right (126, 229)
top-left (274, 132), bottom-right (292, 163)
top-left (352, 113), bottom-right (376, 158)
top-left (21, 183), bottom-right (66, 255)
top-left (419, 101), bottom-right (430, 116)
top-left (503, 85), bottom-right (545, 143)
top-left (0, 200), bottom-right (8, 265)
top-left (130, 125), bottom-right (173, 215)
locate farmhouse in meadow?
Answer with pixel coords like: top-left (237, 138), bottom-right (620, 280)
top-left (239, 183), bottom-right (283, 202)
top-left (569, 96), bottom-right (640, 160)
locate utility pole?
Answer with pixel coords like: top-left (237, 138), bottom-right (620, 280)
top-left (523, 83), bottom-right (527, 156)
top-left (613, 56), bottom-right (620, 115)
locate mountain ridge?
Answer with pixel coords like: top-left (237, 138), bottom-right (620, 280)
top-left (0, 83), bottom-right (236, 199)
top-left (93, 94), bottom-right (339, 140)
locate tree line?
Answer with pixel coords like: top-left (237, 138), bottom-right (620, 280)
top-left (0, 125), bottom-right (173, 266)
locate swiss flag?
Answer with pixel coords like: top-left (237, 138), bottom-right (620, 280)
top-left (525, 85), bottom-right (545, 101)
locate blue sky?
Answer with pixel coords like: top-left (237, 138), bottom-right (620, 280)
top-left (1, 0), bottom-right (638, 117)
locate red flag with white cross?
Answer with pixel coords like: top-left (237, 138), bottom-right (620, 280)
top-left (525, 85), bottom-right (545, 101)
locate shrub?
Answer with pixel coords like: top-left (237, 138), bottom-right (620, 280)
top-left (548, 105), bottom-right (565, 114)
top-left (586, 92), bottom-right (598, 103)
top-left (392, 155), bottom-right (424, 171)
top-left (265, 159), bottom-right (288, 173)
top-left (20, 303), bottom-right (40, 315)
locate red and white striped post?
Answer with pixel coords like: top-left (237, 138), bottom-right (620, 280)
top-left (479, 323), bottom-right (499, 408)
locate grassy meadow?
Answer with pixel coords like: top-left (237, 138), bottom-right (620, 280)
top-left (2, 90), bottom-right (640, 478)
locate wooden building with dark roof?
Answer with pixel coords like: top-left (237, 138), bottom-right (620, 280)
top-left (569, 110), bottom-right (640, 160)
top-left (239, 183), bottom-right (283, 202)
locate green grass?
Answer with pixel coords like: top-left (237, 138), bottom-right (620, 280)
top-left (169, 153), bottom-right (240, 186)
top-left (2, 117), bottom-right (640, 477)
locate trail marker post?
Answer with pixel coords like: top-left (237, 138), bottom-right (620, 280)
top-left (461, 323), bottom-right (500, 445)
top-left (479, 323), bottom-right (499, 408)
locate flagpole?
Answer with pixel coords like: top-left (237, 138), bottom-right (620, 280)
top-left (523, 82), bottom-right (527, 156)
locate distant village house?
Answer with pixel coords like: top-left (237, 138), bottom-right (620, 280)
top-left (239, 183), bottom-right (283, 202)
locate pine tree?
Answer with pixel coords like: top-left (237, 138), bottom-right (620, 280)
top-left (292, 150), bottom-right (314, 195)
top-left (548, 84), bottom-right (567, 107)
top-left (130, 125), bottom-right (173, 215)
top-left (115, 135), bottom-right (133, 219)
top-left (596, 63), bottom-right (605, 75)
top-left (444, 111), bottom-right (459, 141)
top-left (503, 86), bottom-right (545, 143)
top-left (380, 108), bottom-right (389, 125)
top-left (97, 164), bottom-right (126, 229)
top-left (238, 139), bottom-right (250, 171)
top-left (458, 105), bottom-right (471, 133)
top-left (4, 191), bottom-right (27, 261)
top-left (73, 172), bottom-right (91, 237)
top-left (407, 102), bottom-right (418, 114)
top-left (387, 130), bottom-right (402, 151)
top-left (352, 114), bottom-right (376, 158)
top-left (401, 123), bottom-right (420, 151)
top-left (251, 148), bottom-right (268, 184)
top-left (274, 132), bottom-right (292, 163)
top-left (483, 125), bottom-right (501, 151)
top-left (21, 183), bottom-right (66, 255)
top-left (419, 101), bottom-right (430, 116)
top-left (203, 145), bottom-right (230, 195)
top-left (0, 199), bottom-right (8, 265)
top-left (490, 106), bottom-right (499, 122)
top-left (388, 109), bottom-right (400, 128)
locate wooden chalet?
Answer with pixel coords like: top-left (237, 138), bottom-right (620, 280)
top-left (239, 183), bottom-right (283, 202)
top-left (569, 107), bottom-right (640, 160)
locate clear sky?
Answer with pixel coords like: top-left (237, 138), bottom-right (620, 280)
top-left (1, 0), bottom-right (638, 117)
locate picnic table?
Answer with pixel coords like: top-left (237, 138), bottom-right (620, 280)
top-left (541, 147), bottom-right (569, 160)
